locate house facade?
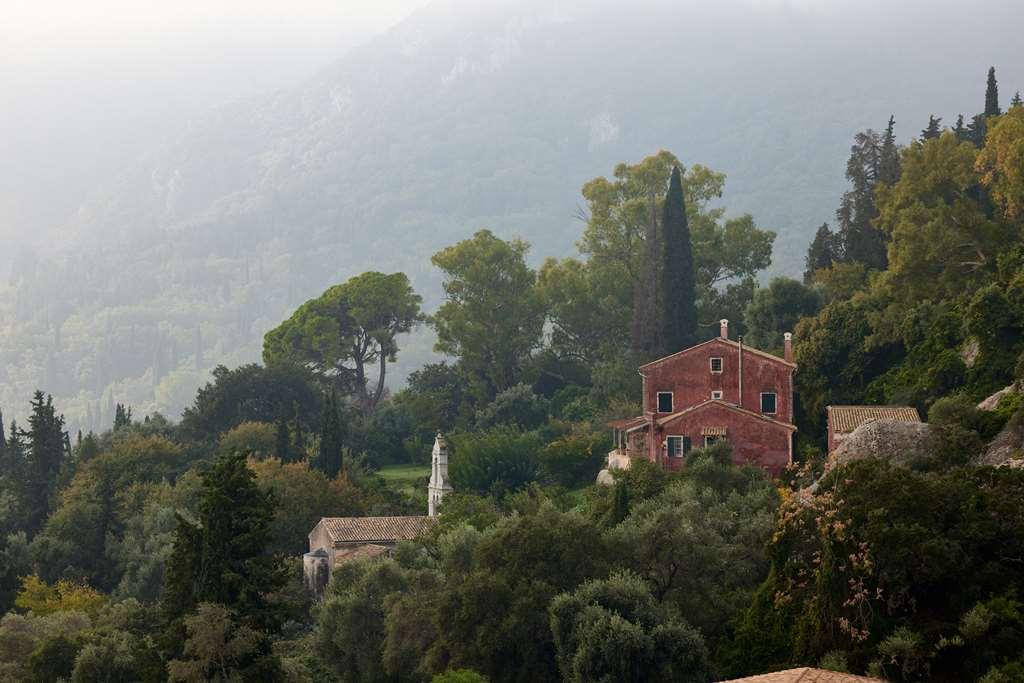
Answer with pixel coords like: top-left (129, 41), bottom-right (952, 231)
top-left (608, 319), bottom-right (797, 476)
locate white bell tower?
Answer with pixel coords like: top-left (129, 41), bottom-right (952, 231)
top-left (428, 432), bottom-right (453, 517)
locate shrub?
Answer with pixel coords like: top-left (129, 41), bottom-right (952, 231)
top-left (449, 428), bottom-right (541, 496)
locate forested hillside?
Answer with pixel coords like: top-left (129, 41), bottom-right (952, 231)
top-left (0, 73), bottom-right (1022, 680)
top-left (2, 0), bottom-right (1022, 432)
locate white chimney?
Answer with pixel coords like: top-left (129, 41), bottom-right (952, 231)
top-left (720, 319), bottom-right (729, 340)
top-left (784, 332), bottom-right (793, 362)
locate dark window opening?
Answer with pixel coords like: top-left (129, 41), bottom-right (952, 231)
top-left (761, 392), bottom-right (777, 414)
top-left (657, 392), bottom-right (673, 413)
top-left (710, 357), bottom-right (723, 373)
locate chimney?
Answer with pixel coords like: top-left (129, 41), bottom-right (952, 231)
top-left (720, 319), bottom-right (729, 340)
top-left (784, 332), bottom-right (793, 362)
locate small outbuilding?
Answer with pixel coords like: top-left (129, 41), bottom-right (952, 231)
top-left (826, 405), bottom-right (921, 453)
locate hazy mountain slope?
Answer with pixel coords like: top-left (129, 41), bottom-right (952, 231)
top-left (2, 0), bottom-right (1022, 430)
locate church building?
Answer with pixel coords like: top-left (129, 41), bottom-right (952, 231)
top-left (303, 433), bottom-right (452, 598)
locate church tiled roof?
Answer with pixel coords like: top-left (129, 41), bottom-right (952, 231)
top-left (828, 405), bottom-right (921, 435)
top-left (319, 516), bottom-right (436, 544)
top-left (719, 667), bottom-right (885, 682)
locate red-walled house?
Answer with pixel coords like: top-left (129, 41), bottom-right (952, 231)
top-left (607, 319), bottom-right (797, 476)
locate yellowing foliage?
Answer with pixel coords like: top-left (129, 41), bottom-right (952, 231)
top-left (977, 107), bottom-right (1024, 222)
top-left (14, 575), bottom-right (106, 617)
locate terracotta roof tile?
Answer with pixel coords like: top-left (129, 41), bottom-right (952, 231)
top-left (607, 416), bottom-right (646, 430)
top-left (719, 667), bottom-right (885, 682)
top-left (319, 516), bottom-right (435, 544)
top-left (828, 405), bottom-right (921, 434)
top-left (655, 399), bottom-right (797, 432)
top-left (333, 544), bottom-right (392, 565)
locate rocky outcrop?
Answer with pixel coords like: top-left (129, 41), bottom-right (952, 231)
top-left (977, 382), bottom-right (1021, 412)
top-left (975, 413), bottom-right (1024, 468)
top-left (827, 419), bottom-right (938, 471)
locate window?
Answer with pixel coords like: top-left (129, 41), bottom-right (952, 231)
top-left (711, 390), bottom-right (723, 400)
top-left (657, 392), bottom-right (673, 413)
top-left (710, 357), bottom-right (723, 373)
top-left (761, 392), bottom-right (777, 414)
top-left (667, 436), bottom-right (691, 458)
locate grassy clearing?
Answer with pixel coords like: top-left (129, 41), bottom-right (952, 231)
top-left (377, 463), bottom-right (430, 492)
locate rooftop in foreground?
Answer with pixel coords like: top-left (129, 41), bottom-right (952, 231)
top-left (719, 667), bottom-right (885, 682)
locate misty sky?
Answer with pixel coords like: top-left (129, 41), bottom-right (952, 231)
top-left (0, 0), bottom-right (429, 243)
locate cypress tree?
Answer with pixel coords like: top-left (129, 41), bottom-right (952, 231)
top-left (162, 453), bottom-right (285, 635)
top-left (985, 66), bottom-right (1001, 117)
top-left (804, 223), bottom-right (839, 283)
top-left (659, 166), bottom-right (697, 353)
top-left (24, 392), bottom-right (66, 536)
top-left (609, 481), bottom-right (630, 525)
top-left (315, 390), bottom-right (344, 478)
top-left (274, 415), bottom-right (293, 463)
top-left (967, 113), bottom-right (987, 148)
top-left (921, 115), bottom-right (942, 140)
top-left (1011, 91), bottom-right (1023, 109)
top-left (952, 114), bottom-right (968, 142)
top-left (878, 115), bottom-right (901, 186)
top-left (838, 130), bottom-right (887, 270)
top-left (113, 404), bottom-right (132, 430)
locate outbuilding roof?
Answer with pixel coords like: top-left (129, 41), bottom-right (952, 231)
top-left (827, 405), bottom-right (921, 435)
top-left (718, 667), bottom-right (885, 682)
top-left (317, 516), bottom-right (436, 545)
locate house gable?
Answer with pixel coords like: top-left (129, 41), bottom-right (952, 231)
top-left (639, 337), bottom-right (796, 424)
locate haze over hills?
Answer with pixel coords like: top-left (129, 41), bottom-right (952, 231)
top-left (2, 0), bottom-right (1022, 431)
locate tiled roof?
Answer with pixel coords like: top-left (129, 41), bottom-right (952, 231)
top-left (655, 399), bottom-right (797, 432)
top-left (719, 667), bottom-right (885, 682)
top-left (608, 416), bottom-right (647, 430)
top-left (333, 544), bottom-right (391, 565)
top-left (828, 405), bottom-right (921, 435)
top-left (639, 336), bottom-right (796, 371)
top-left (319, 516), bottom-right (435, 544)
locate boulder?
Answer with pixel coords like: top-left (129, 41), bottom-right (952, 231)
top-left (975, 413), bottom-right (1024, 468)
top-left (827, 419), bottom-right (938, 471)
top-left (595, 469), bottom-right (615, 486)
top-left (977, 382), bottom-right (1020, 412)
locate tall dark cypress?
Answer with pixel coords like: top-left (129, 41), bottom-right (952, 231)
top-left (274, 415), bottom-right (294, 463)
top-left (162, 453), bottom-right (284, 636)
top-left (24, 392), bottom-right (66, 536)
top-left (660, 166), bottom-right (697, 353)
top-left (878, 115), bottom-right (901, 186)
top-left (921, 115), bottom-right (942, 140)
top-left (315, 390), bottom-right (344, 478)
top-left (1011, 91), bottom-right (1023, 109)
top-left (804, 223), bottom-right (840, 283)
top-left (985, 66), bottom-right (1001, 117)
